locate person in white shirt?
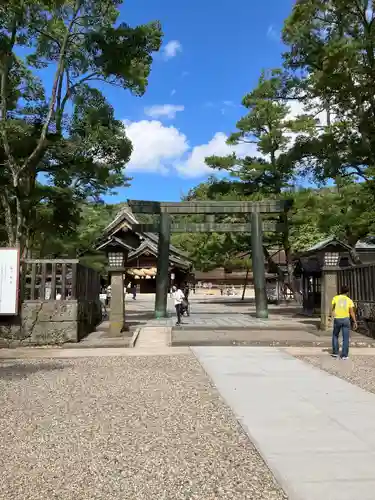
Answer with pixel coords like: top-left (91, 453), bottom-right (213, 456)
top-left (172, 285), bottom-right (185, 326)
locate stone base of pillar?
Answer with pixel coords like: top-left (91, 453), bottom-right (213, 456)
top-left (320, 267), bottom-right (338, 331)
top-left (109, 320), bottom-right (132, 337)
top-left (108, 270), bottom-right (127, 337)
top-left (251, 213), bottom-right (269, 319)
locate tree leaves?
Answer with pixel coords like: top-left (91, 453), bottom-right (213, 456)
top-left (282, 0), bottom-right (375, 185)
top-left (0, 0), bottom-right (162, 252)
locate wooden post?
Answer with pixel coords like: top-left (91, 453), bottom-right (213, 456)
top-left (251, 213), bottom-right (268, 318)
top-left (155, 213), bottom-right (171, 318)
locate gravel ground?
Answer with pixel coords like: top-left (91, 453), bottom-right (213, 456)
top-left (296, 353), bottom-right (375, 395)
top-left (0, 354), bottom-right (286, 500)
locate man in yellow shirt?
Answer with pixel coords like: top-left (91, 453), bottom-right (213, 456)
top-left (331, 285), bottom-right (357, 359)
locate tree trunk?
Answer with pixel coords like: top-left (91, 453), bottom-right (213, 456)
top-left (0, 191), bottom-right (15, 246)
top-left (13, 175), bottom-right (24, 251)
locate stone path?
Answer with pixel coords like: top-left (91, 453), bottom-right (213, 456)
top-left (193, 346), bottom-right (375, 500)
top-left (123, 294), bottom-right (320, 331)
top-left (147, 313), bottom-right (313, 330)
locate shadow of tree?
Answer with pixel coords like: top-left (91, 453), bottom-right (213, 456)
top-left (0, 361), bottom-right (68, 381)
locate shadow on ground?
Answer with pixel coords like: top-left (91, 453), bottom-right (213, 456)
top-left (193, 298), bottom-right (256, 305)
top-left (0, 361), bottom-right (68, 380)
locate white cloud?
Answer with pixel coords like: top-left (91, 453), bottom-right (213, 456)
top-left (124, 120), bottom-right (189, 173)
top-left (287, 99), bottom-right (328, 127)
top-left (123, 120), bottom-right (257, 178)
top-left (163, 40), bottom-right (182, 59)
top-left (175, 132), bottom-right (257, 178)
top-left (171, 89), bottom-right (176, 96)
top-left (123, 98), bottom-right (333, 179)
top-left (144, 104), bottom-right (185, 119)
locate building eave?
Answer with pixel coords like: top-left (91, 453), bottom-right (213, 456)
top-left (96, 236), bottom-right (134, 253)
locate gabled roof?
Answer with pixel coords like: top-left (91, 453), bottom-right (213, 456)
top-left (103, 205), bottom-right (138, 236)
top-left (302, 235), bottom-right (375, 252)
top-left (295, 236), bottom-right (361, 265)
top-left (128, 239), bottom-right (158, 259)
top-left (96, 236), bottom-right (134, 253)
top-left (142, 231), bottom-right (189, 259)
top-left (95, 204), bottom-right (192, 270)
top-left (128, 239), bottom-right (190, 269)
top-left (304, 236), bottom-right (352, 253)
top-left (102, 204), bottom-right (188, 256)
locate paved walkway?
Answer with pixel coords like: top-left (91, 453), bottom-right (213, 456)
top-left (193, 347), bottom-right (375, 500)
top-left (143, 296), bottom-right (319, 331)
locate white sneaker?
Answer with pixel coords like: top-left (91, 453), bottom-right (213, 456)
top-left (341, 356), bottom-right (349, 360)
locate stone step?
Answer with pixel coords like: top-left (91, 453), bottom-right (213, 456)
top-left (134, 327), bottom-right (171, 349)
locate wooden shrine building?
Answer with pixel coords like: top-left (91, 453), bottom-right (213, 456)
top-left (96, 206), bottom-right (191, 293)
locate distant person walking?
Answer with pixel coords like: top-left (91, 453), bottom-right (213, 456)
top-left (172, 285), bottom-right (185, 326)
top-left (106, 285), bottom-right (111, 307)
top-left (331, 285), bottom-right (357, 359)
top-left (183, 282), bottom-right (190, 301)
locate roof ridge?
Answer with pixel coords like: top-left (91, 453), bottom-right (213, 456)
top-left (103, 204), bottom-right (139, 235)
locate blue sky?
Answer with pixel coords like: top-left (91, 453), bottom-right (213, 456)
top-left (97, 0), bottom-right (297, 204)
top-left (106, 0), bottom-right (297, 203)
top-left (40, 0), bottom-right (296, 204)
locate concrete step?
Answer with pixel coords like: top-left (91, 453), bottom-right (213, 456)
top-left (134, 327), bottom-right (171, 349)
top-left (171, 329), bottom-right (375, 348)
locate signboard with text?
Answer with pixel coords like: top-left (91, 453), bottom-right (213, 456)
top-left (0, 248), bottom-right (20, 315)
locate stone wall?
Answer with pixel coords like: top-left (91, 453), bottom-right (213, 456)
top-left (0, 299), bottom-right (101, 346)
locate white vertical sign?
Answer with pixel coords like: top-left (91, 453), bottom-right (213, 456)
top-left (0, 248), bottom-right (20, 315)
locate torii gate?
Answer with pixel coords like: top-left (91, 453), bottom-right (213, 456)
top-left (128, 199), bottom-right (292, 319)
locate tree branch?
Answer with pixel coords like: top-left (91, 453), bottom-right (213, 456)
top-left (32, 27), bottom-right (62, 49)
top-left (56, 71), bottom-right (98, 132)
top-left (20, 2), bottom-right (82, 175)
top-left (236, 139), bottom-right (258, 144)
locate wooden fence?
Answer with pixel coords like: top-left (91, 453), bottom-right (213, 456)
top-left (21, 259), bottom-right (100, 302)
top-left (337, 263), bottom-right (375, 335)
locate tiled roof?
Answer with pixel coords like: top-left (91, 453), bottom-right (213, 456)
top-left (98, 204), bottom-right (191, 266)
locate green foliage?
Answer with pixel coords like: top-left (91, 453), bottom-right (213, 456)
top-left (0, 0), bottom-right (162, 253)
top-left (30, 201), bottom-right (120, 270)
top-left (171, 178), bottom-right (375, 270)
top-left (180, 5), bottom-right (375, 271)
top-left (282, 0), bottom-right (375, 186)
top-left (290, 183), bottom-right (375, 248)
top-left (206, 69), bottom-right (316, 195)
